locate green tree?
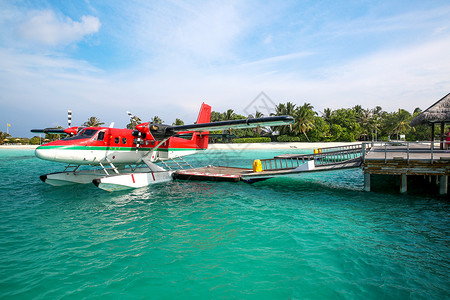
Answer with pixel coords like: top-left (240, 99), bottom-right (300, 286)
top-left (369, 106), bottom-right (383, 141)
top-left (308, 116), bottom-right (330, 142)
top-left (356, 108), bottom-right (371, 141)
top-left (211, 111), bottom-right (224, 122)
top-left (328, 108), bottom-right (361, 142)
top-left (83, 117), bottom-right (104, 127)
top-left (322, 108), bottom-right (332, 123)
top-left (173, 118), bottom-right (184, 126)
top-left (272, 102), bottom-right (297, 135)
top-left (293, 103), bottom-right (315, 141)
top-left (0, 131), bottom-right (11, 144)
top-left (392, 109), bottom-right (413, 140)
top-left (224, 109), bottom-right (236, 121)
top-left (126, 116), bottom-right (142, 129)
top-left (30, 136), bottom-right (41, 145)
top-left (45, 126), bottom-right (64, 141)
top-left (151, 116), bottom-right (163, 124)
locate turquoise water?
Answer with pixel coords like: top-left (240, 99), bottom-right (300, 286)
top-left (0, 149), bottom-right (448, 299)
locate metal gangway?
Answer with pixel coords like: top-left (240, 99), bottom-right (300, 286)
top-left (160, 156), bottom-right (193, 170)
top-left (259, 144), bottom-right (368, 172)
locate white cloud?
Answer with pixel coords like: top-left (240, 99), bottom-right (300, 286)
top-left (263, 34), bottom-right (272, 44)
top-left (17, 10), bottom-right (100, 47)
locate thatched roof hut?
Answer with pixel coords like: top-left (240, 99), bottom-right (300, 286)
top-left (410, 93), bottom-right (450, 126)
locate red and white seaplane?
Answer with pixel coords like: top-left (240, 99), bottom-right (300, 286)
top-left (31, 103), bottom-right (294, 191)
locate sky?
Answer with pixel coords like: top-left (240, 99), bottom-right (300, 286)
top-left (1, 0), bottom-right (449, 137)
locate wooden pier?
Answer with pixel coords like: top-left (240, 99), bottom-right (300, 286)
top-left (175, 144), bottom-right (366, 183)
top-left (174, 142), bottom-right (449, 195)
top-left (362, 142), bottom-right (450, 194)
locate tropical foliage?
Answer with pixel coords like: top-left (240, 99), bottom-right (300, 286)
top-left (127, 116), bottom-right (142, 129)
top-left (83, 117), bottom-right (104, 127)
top-left (0, 131), bottom-right (11, 144)
top-left (172, 118), bottom-right (184, 126)
top-left (209, 102), bottom-right (431, 143)
top-left (150, 116), bottom-right (163, 124)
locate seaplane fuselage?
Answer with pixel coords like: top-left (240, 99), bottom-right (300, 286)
top-left (36, 126), bottom-right (208, 165)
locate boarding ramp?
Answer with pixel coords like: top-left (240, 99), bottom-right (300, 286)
top-left (259, 143), bottom-right (366, 172)
top-left (159, 156), bottom-right (193, 170)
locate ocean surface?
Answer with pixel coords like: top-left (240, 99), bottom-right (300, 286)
top-left (0, 148), bottom-right (448, 299)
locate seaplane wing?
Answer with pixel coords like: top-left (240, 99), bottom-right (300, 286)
top-left (31, 127), bottom-right (80, 136)
top-left (167, 115), bottom-right (294, 134)
top-left (31, 128), bottom-right (67, 134)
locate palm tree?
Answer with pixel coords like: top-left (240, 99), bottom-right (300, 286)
top-left (356, 108), bottom-right (371, 141)
top-left (322, 108), bottom-right (332, 123)
top-left (151, 116), bottom-right (163, 124)
top-left (224, 109), bottom-right (236, 121)
top-left (272, 103), bottom-right (287, 116)
top-left (172, 118), bottom-right (184, 126)
top-left (248, 111), bottom-right (265, 134)
top-left (285, 102), bottom-right (297, 117)
top-left (370, 106), bottom-right (383, 141)
top-left (272, 102), bottom-right (297, 135)
top-left (392, 109), bottom-right (413, 140)
top-left (126, 116), bottom-right (142, 129)
top-left (83, 117), bottom-right (104, 127)
top-left (293, 103), bottom-right (315, 141)
top-left (0, 131), bottom-right (11, 144)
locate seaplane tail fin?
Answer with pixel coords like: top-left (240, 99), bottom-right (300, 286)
top-left (196, 102), bottom-right (212, 124)
top-left (191, 102), bottom-right (211, 149)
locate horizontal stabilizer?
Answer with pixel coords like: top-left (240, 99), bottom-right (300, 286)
top-left (168, 115), bottom-right (294, 134)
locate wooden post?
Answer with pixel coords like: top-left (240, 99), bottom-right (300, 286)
top-left (440, 122), bottom-right (445, 150)
top-left (431, 123), bottom-right (435, 150)
top-left (364, 172), bottom-right (371, 192)
top-left (440, 176), bottom-right (448, 195)
top-left (400, 174), bottom-right (407, 193)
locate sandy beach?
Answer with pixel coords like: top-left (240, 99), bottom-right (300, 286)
top-left (0, 142), bottom-right (360, 151)
top-left (0, 144), bottom-right (38, 149)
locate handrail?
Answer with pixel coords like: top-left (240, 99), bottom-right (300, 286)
top-left (260, 143), bottom-right (368, 171)
top-left (366, 141), bottom-right (447, 164)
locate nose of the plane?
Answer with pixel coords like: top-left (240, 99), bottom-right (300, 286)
top-left (35, 145), bottom-right (56, 161)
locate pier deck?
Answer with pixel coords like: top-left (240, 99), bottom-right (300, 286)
top-left (363, 143), bottom-right (450, 194)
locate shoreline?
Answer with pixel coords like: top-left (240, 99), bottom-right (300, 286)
top-left (0, 144), bottom-right (38, 149)
top-left (207, 142), bottom-right (359, 150)
top-left (0, 142), bottom-right (359, 150)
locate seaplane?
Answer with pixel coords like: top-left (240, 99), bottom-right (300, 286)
top-left (31, 103), bottom-right (294, 191)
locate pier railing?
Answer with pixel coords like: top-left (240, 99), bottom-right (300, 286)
top-left (259, 143), bottom-right (369, 171)
top-left (367, 141), bottom-right (449, 165)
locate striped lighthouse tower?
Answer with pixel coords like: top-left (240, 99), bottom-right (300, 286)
top-left (68, 110), bottom-right (72, 127)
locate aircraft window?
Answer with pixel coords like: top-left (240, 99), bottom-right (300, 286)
top-left (79, 129), bottom-right (98, 137)
top-left (115, 137), bottom-right (119, 144)
top-left (122, 137), bottom-right (127, 144)
top-left (97, 131), bottom-right (105, 141)
top-left (63, 129), bottom-right (97, 141)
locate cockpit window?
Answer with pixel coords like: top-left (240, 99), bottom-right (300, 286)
top-left (97, 131), bottom-right (105, 141)
top-left (62, 129), bottom-right (98, 141)
top-left (78, 129), bottom-right (98, 137)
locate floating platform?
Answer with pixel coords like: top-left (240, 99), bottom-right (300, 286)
top-left (174, 144), bottom-right (366, 183)
top-left (174, 166), bottom-right (251, 182)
